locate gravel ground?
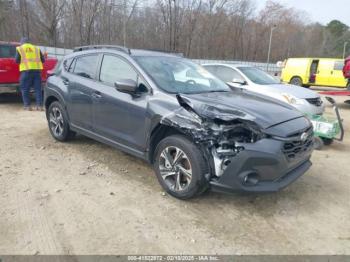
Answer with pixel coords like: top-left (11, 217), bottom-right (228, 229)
top-left (0, 93), bottom-right (349, 255)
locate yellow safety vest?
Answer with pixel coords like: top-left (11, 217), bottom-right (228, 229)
top-left (16, 43), bottom-right (43, 71)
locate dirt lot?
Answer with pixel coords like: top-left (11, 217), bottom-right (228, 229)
top-left (0, 93), bottom-right (349, 255)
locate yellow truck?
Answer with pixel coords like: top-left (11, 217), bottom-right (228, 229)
top-left (281, 58), bottom-right (349, 89)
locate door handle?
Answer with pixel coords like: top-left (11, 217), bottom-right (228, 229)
top-left (92, 91), bottom-right (102, 99)
top-left (62, 77), bottom-right (70, 86)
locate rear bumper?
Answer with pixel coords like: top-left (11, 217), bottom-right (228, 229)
top-left (0, 83), bottom-right (19, 94)
top-left (209, 138), bottom-right (313, 193)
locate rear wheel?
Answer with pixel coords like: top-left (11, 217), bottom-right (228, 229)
top-left (47, 101), bottom-right (75, 141)
top-left (290, 77), bottom-right (303, 86)
top-left (153, 135), bottom-right (209, 199)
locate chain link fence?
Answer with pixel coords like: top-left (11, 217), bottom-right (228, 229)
top-left (39, 46), bottom-right (282, 75)
top-left (193, 59), bottom-right (281, 75)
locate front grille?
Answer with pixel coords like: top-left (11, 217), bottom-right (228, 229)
top-left (283, 129), bottom-right (314, 160)
top-left (306, 97), bottom-right (323, 107)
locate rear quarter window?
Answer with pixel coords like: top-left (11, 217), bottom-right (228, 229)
top-left (0, 44), bottom-right (16, 58)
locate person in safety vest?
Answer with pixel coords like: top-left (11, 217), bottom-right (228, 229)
top-left (343, 56), bottom-right (350, 90)
top-left (15, 37), bottom-right (45, 111)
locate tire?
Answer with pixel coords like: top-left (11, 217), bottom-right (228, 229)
top-left (47, 101), bottom-right (75, 142)
top-left (153, 135), bottom-right (209, 199)
top-left (313, 136), bottom-right (324, 150)
top-left (290, 77), bottom-right (303, 86)
top-left (347, 81), bottom-right (350, 90)
top-left (321, 138), bottom-right (333, 146)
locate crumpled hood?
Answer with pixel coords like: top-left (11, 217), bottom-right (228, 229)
top-left (179, 90), bottom-right (303, 129)
top-left (255, 84), bottom-right (319, 99)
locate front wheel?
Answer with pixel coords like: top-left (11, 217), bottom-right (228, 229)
top-left (47, 101), bottom-right (75, 141)
top-left (321, 138), bottom-right (333, 146)
top-left (153, 135), bottom-right (209, 199)
top-left (313, 136), bottom-right (324, 150)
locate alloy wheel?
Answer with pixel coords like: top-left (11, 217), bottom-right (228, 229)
top-left (49, 107), bottom-right (64, 137)
top-left (159, 146), bottom-right (192, 192)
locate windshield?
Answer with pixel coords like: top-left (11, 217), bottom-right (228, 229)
top-left (134, 56), bottom-right (230, 94)
top-left (238, 67), bottom-right (280, 85)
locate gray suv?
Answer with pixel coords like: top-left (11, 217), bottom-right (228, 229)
top-left (44, 45), bottom-right (314, 199)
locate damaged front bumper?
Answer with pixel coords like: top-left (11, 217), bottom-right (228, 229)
top-left (209, 138), bottom-right (313, 193)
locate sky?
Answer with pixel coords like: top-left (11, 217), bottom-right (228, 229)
top-left (256, 0), bottom-right (349, 26)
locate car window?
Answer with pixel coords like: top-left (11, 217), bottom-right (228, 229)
top-left (73, 55), bottom-right (99, 79)
top-left (134, 56), bottom-right (230, 94)
top-left (238, 67), bottom-right (280, 85)
top-left (100, 55), bottom-right (138, 85)
top-left (334, 61), bottom-right (344, 71)
top-left (0, 44), bottom-right (16, 58)
top-left (63, 58), bottom-right (74, 71)
top-left (202, 65), bottom-right (217, 75)
top-left (68, 58), bottom-right (76, 72)
top-left (216, 66), bottom-right (244, 83)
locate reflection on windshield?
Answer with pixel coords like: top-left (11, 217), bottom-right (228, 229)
top-left (134, 56), bottom-right (230, 94)
top-left (238, 67), bottom-right (280, 85)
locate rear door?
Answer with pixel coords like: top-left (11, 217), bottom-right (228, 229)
top-left (329, 60), bottom-right (347, 87)
top-left (66, 54), bottom-right (100, 131)
top-left (0, 44), bottom-right (19, 84)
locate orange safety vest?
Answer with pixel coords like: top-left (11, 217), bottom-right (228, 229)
top-left (16, 43), bottom-right (43, 71)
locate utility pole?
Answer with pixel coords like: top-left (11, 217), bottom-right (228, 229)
top-left (123, 0), bottom-right (127, 46)
top-left (266, 25), bottom-right (277, 72)
top-left (343, 42), bottom-right (348, 59)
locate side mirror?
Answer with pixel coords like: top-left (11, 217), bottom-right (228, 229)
top-left (115, 79), bottom-right (138, 94)
top-left (231, 79), bottom-right (247, 85)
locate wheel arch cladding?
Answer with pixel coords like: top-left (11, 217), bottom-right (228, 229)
top-left (148, 123), bottom-right (192, 164)
top-left (45, 96), bottom-right (59, 110)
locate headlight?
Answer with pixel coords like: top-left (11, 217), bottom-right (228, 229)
top-left (282, 93), bottom-right (304, 105)
top-left (311, 120), bottom-right (335, 135)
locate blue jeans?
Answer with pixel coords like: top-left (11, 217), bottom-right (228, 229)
top-left (20, 70), bottom-right (42, 107)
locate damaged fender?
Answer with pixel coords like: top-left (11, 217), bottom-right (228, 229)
top-left (160, 94), bottom-right (266, 178)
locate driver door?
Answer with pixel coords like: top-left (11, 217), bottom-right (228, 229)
top-left (92, 54), bottom-right (149, 152)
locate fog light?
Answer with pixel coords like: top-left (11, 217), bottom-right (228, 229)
top-left (243, 172), bottom-right (259, 186)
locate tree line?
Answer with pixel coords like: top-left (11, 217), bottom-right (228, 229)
top-left (1, 0), bottom-right (349, 62)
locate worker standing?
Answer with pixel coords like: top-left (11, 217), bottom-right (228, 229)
top-left (15, 37), bottom-right (45, 111)
top-left (343, 55), bottom-right (350, 90)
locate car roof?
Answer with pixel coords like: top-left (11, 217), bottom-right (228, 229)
top-left (202, 63), bottom-right (253, 69)
top-left (68, 46), bottom-right (182, 59)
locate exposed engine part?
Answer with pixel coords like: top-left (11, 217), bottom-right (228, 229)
top-left (160, 94), bottom-right (266, 178)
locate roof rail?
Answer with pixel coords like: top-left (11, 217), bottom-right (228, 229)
top-left (146, 48), bottom-right (183, 57)
top-left (73, 45), bottom-right (131, 55)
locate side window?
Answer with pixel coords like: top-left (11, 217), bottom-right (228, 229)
top-left (203, 66), bottom-right (217, 75)
top-left (68, 58), bottom-right (76, 72)
top-left (100, 55), bottom-right (138, 85)
top-left (334, 61), bottom-right (344, 71)
top-left (216, 66), bottom-right (244, 82)
top-left (73, 55), bottom-right (99, 79)
top-left (63, 58), bottom-right (73, 71)
top-left (0, 45), bottom-right (16, 58)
